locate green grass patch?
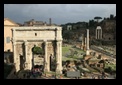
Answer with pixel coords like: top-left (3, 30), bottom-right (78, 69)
top-left (62, 45), bottom-right (85, 61)
top-left (62, 47), bottom-right (71, 56)
top-left (105, 63), bottom-right (116, 70)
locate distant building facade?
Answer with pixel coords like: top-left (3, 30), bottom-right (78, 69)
top-left (67, 25), bottom-right (72, 30)
top-left (24, 19), bottom-right (58, 26)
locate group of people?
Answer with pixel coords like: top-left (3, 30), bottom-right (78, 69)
top-left (20, 67), bottom-right (43, 79)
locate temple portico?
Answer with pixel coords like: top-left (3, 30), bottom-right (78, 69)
top-left (96, 26), bottom-right (102, 39)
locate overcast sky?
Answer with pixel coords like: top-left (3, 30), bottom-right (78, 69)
top-left (4, 4), bottom-right (116, 25)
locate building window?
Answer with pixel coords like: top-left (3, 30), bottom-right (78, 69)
top-left (6, 37), bottom-right (10, 43)
top-left (109, 37), bottom-right (111, 40)
top-left (35, 33), bottom-right (37, 36)
top-left (7, 49), bottom-right (10, 52)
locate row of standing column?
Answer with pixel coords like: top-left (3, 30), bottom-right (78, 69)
top-left (96, 29), bottom-right (102, 39)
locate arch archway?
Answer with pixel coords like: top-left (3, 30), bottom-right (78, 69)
top-left (12, 27), bottom-right (63, 74)
top-left (31, 45), bottom-right (44, 71)
top-left (19, 54), bottom-right (25, 70)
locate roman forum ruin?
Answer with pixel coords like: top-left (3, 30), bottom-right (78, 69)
top-left (86, 29), bottom-right (90, 55)
top-left (12, 26), bottom-right (63, 74)
top-left (96, 26), bottom-right (102, 39)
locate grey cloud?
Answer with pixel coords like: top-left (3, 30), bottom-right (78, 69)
top-left (4, 4), bottom-right (116, 25)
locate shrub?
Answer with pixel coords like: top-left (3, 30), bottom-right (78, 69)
top-left (32, 46), bottom-right (44, 54)
top-left (4, 64), bottom-right (13, 79)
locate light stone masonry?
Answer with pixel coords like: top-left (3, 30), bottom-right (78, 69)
top-left (12, 26), bottom-right (63, 74)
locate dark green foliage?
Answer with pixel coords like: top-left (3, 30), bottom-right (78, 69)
top-left (94, 16), bottom-right (102, 24)
top-left (92, 66), bottom-right (104, 73)
top-left (66, 60), bottom-right (70, 65)
top-left (74, 51), bottom-right (78, 55)
top-left (104, 65), bottom-right (116, 74)
top-left (32, 46), bottom-right (43, 54)
top-left (94, 16), bottom-right (102, 20)
top-left (4, 63), bottom-right (13, 79)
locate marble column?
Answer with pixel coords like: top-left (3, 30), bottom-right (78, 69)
top-left (44, 41), bottom-right (49, 72)
top-left (96, 29), bottom-right (97, 39)
top-left (30, 47), bottom-right (33, 70)
top-left (13, 41), bottom-right (16, 64)
top-left (24, 41), bottom-right (29, 70)
top-left (86, 29), bottom-right (90, 55)
top-left (56, 40), bottom-right (62, 74)
top-left (84, 37), bottom-right (87, 50)
top-left (56, 41), bottom-right (59, 72)
top-left (59, 41), bottom-right (62, 74)
top-left (98, 29), bottom-right (99, 39)
top-left (101, 29), bottom-right (102, 39)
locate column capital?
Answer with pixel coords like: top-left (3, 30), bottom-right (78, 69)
top-left (13, 42), bottom-right (16, 45)
top-left (56, 40), bottom-right (62, 42)
top-left (87, 29), bottom-right (89, 31)
top-left (44, 41), bottom-right (48, 45)
top-left (55, 28), bottom-right (61, 31)
top-left (11, 28), bottom-right (15, 31)
top-left (24, 41), bottom-right (28, 45)
top-left (56, 41), bottom-right (61, 46)
top-left (43, 39), bottom-right (47, 42)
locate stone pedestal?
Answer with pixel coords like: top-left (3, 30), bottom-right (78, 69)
top-left (86, 50), bottom-right (90, 55)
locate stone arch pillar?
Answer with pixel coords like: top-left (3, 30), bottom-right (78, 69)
top-left (24, 41), bottom-right (29, 70)
top-left (44, 40), bottom-right (49, 72)
top-left (56, 40), bottom-right (62, 74)
top-left (13, 41), bottom-right (20, 72)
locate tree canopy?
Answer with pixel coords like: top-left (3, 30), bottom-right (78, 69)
top-left (94, 16), bottom-right (102, 20)
top-left (94, 16), bottom-right (102, 22)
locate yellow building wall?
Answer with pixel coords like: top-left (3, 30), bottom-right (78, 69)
top-left (4, 18), bottom-right (19, 52)
top-left (4, 20), bottom-right (17, 26)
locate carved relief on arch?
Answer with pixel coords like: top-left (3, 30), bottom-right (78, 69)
top-left (16, 43), bottom-right (23, 56)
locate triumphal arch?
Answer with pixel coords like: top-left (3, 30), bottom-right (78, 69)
top-left (12, 26), bottom-right (62, 74)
